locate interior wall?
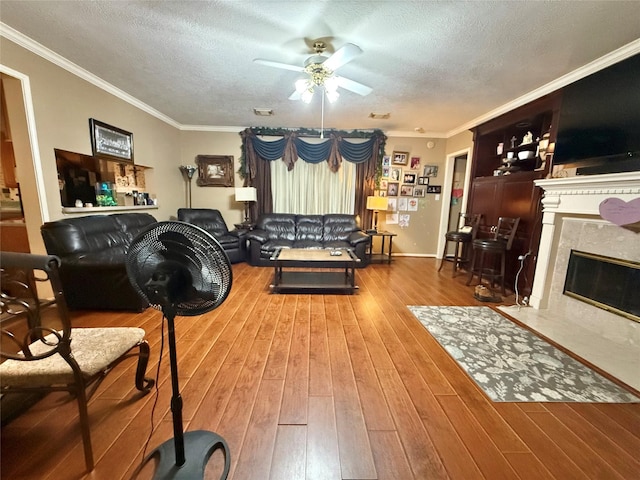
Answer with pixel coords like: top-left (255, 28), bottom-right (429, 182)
top-left (445, 130), bottom-right (473, 155)
top-left (178, 130), bottom-right (244, 225)
top-left (382, 136), bottom-right (446, 256)
top-left (0, 37), bottom-right (181, 251)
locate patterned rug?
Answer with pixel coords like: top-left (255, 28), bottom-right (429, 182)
top-left (408, 306), bottom-right (640, 402)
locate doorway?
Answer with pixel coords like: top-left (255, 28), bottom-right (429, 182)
top-left (445, 154), bottom-right (468, 254)
top-left (436, 148), bottom-right (472, 260)
top-left (0, 68), bottom-right (48, 254)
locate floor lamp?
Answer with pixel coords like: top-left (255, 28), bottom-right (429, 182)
top-left (235, 187), bottom-right (257, 227)
top-left (179, 165), bottom-right (197, 208)
top-left (366, 196), bottom-right (388, 233)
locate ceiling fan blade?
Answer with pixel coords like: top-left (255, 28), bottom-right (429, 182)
top-left (253, 59), bottom-right (305, 72)
top-left (335, 76), bottom-right (372, 96)
top-left (323, 43), bottom-right (362, 71)
top-left (288, 90), bottom-right (302, 101)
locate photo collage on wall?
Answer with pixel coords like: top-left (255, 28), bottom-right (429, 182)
top-left (377, 152), bottom-right (440, 227)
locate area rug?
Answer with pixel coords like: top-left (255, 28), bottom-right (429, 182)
top-left (408, 306), bottom-right (640, 403)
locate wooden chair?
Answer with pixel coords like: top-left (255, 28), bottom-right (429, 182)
top-left (466, 216), bottom-right (520, 295)
top-left (0, 252), bottom-right (154, 472)
top-left (438, 213), bottom-right (482, 276)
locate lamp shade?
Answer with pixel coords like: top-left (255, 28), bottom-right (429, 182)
top-left (235, 187), bottom-right (257, 202)
top-left (366, 196), bottom-right (388, 211)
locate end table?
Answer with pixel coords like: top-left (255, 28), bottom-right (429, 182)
top-left (367, 230), bottom-right (396, 264)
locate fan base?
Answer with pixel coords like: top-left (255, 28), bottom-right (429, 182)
top-left (147, 430), bottom-right (230, 480)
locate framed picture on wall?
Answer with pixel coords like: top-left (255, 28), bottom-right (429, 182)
top-left (418, 176), bottom-right (429, 185)
top-left (387, 182), bottom-right (399, 196)
top-left (414, 186), bottom-right (426, 197)
top-left (390, 167), bottom-right (402, 182)
top-left (423, 165), bottom-right (439, 177)
top-left (400, 184), bottom-right (414, 196)
top-left (403, 172), bottom-right (417, 184)
top-left (392, 151), bottom-right (409, 165)
top-left (89, 118), bottom-right (134, 163)
top-left (196, 155), bottom-right (235, 187)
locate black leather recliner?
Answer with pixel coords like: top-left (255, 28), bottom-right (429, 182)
top-left (246, 213), bottom-right (370, 267)
top-left (177, 208), bottom-right (246, 263)
top-left (40, 213), bottom-right (157, 311)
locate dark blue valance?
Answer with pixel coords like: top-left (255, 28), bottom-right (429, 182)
top-left (339, 138), bottom-right (375, 163)
top-left (249, 132), bottom-right (379, 165)
top-left (250, 135), bottom-right (287, 161)
top-left (294, 137), bottom-right (333, 164)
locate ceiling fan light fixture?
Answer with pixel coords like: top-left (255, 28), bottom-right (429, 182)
top-left (295, 78), bottom-right (310, 93)
top-left (301, 89), bottom-right (314, 104)
top-left (369, 112), bottom-right (391, 120)
top-left (326, 89), bottom-right (339, 104)
top-left (324, 76), bottom-right (339, 93)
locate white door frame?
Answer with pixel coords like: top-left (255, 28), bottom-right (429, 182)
top-left (436, 147), bottom-right (472, 259)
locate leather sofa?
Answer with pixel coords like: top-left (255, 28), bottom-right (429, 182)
top-left (40, 213), bottom-right (156, 311)
top-left (177, 208), bottom-right (246, 263)
top-left (246, 213), bottom-right (371, 267)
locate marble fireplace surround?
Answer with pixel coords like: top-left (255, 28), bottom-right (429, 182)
top-left (500, 171), bottom-right (640, 390)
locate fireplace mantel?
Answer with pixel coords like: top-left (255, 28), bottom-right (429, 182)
top-left (530, 171), bottom-right (640, 309)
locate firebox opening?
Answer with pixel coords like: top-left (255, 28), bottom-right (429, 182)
top-left (563, 250), bottom-right (640, 323)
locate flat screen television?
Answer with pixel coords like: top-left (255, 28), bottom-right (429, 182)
top-left (553, 53), bottom-right (640, 175)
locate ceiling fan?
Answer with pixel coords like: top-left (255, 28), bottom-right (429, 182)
top-left (254, 41), bottom-right (372, 103)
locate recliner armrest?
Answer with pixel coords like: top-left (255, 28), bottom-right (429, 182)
top-left (348, 231), bottom-right (371, 245)
top-left (246, 229), bottom-right (268, 243)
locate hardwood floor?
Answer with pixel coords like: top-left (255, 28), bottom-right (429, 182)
top-left (2, 258), bottom-right (639, 479)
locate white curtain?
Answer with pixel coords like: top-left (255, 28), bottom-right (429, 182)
top-left (271, 158), bottom-right (356, 214)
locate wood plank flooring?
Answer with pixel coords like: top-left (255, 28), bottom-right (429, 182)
top-left (1, 257), bottom-right (639, 479)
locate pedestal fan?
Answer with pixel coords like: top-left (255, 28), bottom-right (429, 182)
top-left (126, 221), bottom-right (232, 479)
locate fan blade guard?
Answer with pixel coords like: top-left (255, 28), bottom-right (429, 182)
top-left (126, 221), bottom-right (232, 316)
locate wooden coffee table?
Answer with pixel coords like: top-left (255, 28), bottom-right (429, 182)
top-left (270, 248), bottom-right (360, 293)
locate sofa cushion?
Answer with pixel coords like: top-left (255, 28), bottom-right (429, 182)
top-left (296, 215), bottom-right (324, 242)
top-left (323, 214), bottom-right (360, 242)
top-left (216, 233), bottom-right (241, 248)
top-left (292, 240), bottom-right (323, 249)
top-left (262, 239), bottom-right (295, 252)
top-left (323, 240), bottom-right (353, 250)
top-left (258, 214), bottom-right (297, 241)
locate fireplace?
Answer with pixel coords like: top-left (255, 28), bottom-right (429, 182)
top-left (564, 250), bottom-right (640, 322)
top-left (499, 171), bottom-right (640, 390)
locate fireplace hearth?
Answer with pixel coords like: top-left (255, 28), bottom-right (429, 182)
top-left (499, 172), bottom-right (640, 390)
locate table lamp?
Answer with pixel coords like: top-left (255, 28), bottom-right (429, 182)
top-left (366, 195), bottom-right (388, 233)
top-left (235, 187), bottom-right (257, 226)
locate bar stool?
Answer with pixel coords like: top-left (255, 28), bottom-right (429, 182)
top-left (438, 213), bottom-right (482, 276)
top-left (466, 216), bottom-right (520, 295)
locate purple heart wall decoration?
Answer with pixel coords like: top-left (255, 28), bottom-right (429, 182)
top-left (599, 197), bottom-right (640, 231)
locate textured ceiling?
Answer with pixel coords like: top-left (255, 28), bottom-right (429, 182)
top-left (1, 1), bottom-right (640, 136)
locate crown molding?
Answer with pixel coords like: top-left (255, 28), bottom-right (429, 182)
top-left (446, 38), bottom-right (640, 138)
top-left (0, 22), bottom-right (180, 129)
top-left (179, 124), bottom-right (246, 133)
top-left (385, 130), bottom-right (447, 138)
